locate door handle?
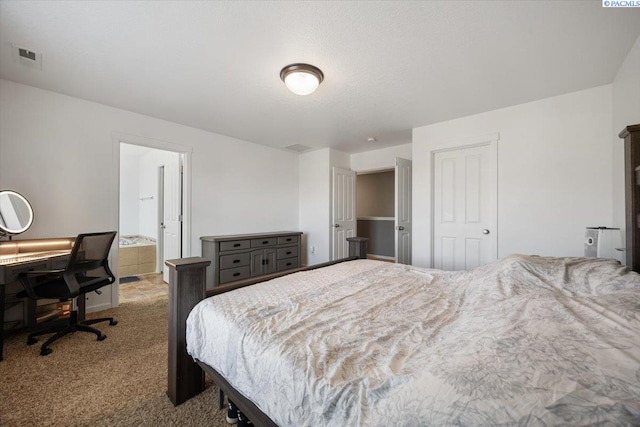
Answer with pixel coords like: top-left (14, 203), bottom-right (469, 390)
top-left (160, 223), bottom-right (166, 230)
top-left (482, 229), bottom-right (490, 235)
top-left (334, 224), bottom-right (340, 228)
top-left (397, 226), bottom-right (405, 231)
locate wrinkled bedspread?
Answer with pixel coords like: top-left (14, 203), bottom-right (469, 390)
top-left (186, 255), bottom-right (640, 426)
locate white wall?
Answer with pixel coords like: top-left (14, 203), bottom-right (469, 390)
top-left (298, 148), bottom-right (351, 265)
top-left (138, 149), bottom-right (180, 240)
top-left (119, 148), bottom-right (140, 236)
top-left (612, 35), bottom-right (640, 239)
top-left (412, 85), bottom-right (613, 268)
top-left (357, 171), bottom-right (395, 217)
top-left (0, 79), bottom-right (299, 310)
top-left (330, 149), bottom-right (350, 170)
top-left (351, 143), bottom-right (412, 172)
top-left (298, 149), bottom-right (331, 266)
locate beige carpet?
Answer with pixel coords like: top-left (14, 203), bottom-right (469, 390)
top-left (0, 295), bottom-right (228, 426)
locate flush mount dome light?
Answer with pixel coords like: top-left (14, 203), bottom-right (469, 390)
top-left (280, 63), bottom-right (324, 95)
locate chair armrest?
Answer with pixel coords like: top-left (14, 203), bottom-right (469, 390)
top-left (18, 269), bottom-right (69, 300)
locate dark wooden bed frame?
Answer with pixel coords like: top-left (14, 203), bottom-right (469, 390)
top-left (620, 124), bottom-right (640, 271)
top-left (165, 123), bottom-right (640, 427)
top-left (165, 237), bottom-right (369, 426)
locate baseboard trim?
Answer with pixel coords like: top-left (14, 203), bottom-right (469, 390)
top-left (86, 302), bottom-right (112, 314)
top-left (367, 254), bottom-right (395, 262)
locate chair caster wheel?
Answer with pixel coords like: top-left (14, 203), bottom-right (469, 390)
top-left (97, 334), bottom-right (107, 341)
top-left (27, 337), bottom-right (37, 346)
top-left (40, 348), bottom-right (52, 356)
top-left (109, 320), bottom-right (118, 326)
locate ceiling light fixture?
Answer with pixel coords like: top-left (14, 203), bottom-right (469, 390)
top-left (280, 63), bottom-right (324, 96)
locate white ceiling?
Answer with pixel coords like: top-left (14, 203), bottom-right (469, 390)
top-left (1, 1), bottom-right (639, 153)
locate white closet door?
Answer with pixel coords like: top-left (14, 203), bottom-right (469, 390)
top-left (433, 144), bottom-right (496, 270)
top-left (395, 157), bottom-right (412, 265)
top-left (332, 167), bottom-right (356, 260)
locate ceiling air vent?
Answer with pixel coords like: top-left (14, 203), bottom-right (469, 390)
top-left (11, 44), bottom-right (42, 70)
top-left (284, 144), bottom-right (312, 153)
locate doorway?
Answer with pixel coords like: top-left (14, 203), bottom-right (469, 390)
top-left (357, 170), bottom-right (395, 261)
top-left (351, 157), bottom-right (412, 264)
top-left (118, 143), bottom-right (182, 303)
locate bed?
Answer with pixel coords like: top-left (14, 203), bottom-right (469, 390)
top-left (185, 254), bottom-right (640, 426)
top-left (170, 125), bottom-right (640, 426)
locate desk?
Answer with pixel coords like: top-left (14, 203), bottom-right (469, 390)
top-left (0, 238), bottom-right (75, 361)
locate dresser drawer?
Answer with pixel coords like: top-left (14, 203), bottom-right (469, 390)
top-left (277, 235), bottom-right (299, 245)
top-left (220, 253), bottom-right (250, 270)
top-left (220, 240), bottom-right (250, 252)
top-left (277, 246), bottom-right (298, 259)
top-left (219, 266), bottom-right (251, 284)
top-left (251, 238), bottom-right (276, 248)
top-left (277, 258), bottom-right (298, 272)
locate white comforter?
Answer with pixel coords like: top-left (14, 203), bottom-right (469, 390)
top-left (186, 255), bottom-right (640, 426)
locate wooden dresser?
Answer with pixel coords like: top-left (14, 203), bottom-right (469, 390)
top-left (201, 231), bottom-right (303, 289)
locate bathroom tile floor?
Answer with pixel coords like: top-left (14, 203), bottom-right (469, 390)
top-left (119, 273), bottom-right (168, 303)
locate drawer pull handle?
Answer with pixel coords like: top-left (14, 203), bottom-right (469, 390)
top-left (233, 260), bottom-right (240, 263)
top-left (286, 263), bottom-right (291, 266)
top-left (262, 241), bottom-right (269, 244)
top-left (286, 238), bottom-right (291, 241)
top-left (234, 243), bottom-right (241, 247)
top-left (286, 252), bottom-right (292, 255)
top-left (233, 272), bottom-right (241, 277)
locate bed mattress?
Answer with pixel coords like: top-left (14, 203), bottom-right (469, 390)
top-left (186, 255), bottom-right (640, 426)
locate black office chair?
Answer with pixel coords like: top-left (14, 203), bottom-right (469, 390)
top-left (17, 231), bottom-right (118, 356)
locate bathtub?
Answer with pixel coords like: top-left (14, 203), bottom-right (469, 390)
top-left (118, 235), bottom-right (157, 276)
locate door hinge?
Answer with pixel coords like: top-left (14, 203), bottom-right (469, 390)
top-left (178, 214), bottom-right (183, 222)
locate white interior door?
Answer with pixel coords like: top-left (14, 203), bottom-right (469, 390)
top-left (395, 157), bottom-right (412, 264)
top-left (162, 160), bottom-right (182, 282)
top-left (433, 144), bottom-right (496, 270)
top-left (332, 167), bottom-right (356, 260)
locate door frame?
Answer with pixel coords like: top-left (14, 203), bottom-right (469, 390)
top-left (111, 131), bottom-right (193, 307)
top-left (157, 165), bottom-right (165, 274)
top-left (427, 132), bottom-right (499, 268)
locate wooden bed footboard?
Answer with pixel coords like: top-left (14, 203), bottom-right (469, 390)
top-left (165, 237), bottom-right (369, 411)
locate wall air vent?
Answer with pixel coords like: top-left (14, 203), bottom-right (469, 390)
top-left (284, 144), bottom-right (312, 153)
top-left (11, 44), bottom-right (42, 70)
top-left (19, 48), bottom-right (36, 61)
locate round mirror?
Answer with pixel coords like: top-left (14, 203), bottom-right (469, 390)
top-left (0, 190), bottom-right (34, 236)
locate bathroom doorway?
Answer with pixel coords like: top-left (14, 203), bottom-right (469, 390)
top-left (118, 143), bottom-right (182, 302)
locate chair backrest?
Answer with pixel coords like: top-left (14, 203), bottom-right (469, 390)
top-left (66, 231), bottom-right (117, 274)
